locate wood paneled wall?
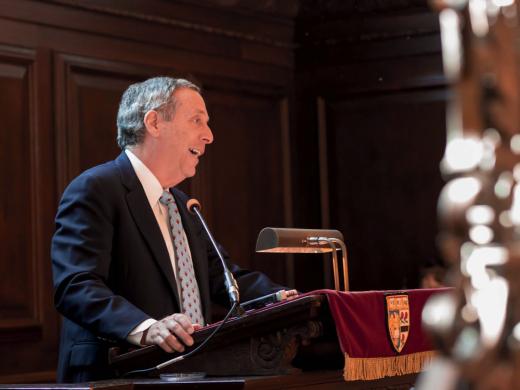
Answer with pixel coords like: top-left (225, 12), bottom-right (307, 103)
top-left (293, 1), bottom-right (447, 291)
top-left (0, 0), bottom-right (295, 382)
top-left (0, 0), bottom-right (448, 382)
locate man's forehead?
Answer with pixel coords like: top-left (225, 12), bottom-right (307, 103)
top-left (174, 89), bottom-right (207, 112)
top-left (173, 87), bottom-right (202, 100)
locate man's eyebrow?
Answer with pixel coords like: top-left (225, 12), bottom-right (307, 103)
top-left (192, 109), bottom-right (209, 120)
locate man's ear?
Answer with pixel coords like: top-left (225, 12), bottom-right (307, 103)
top-left (143, 110), bottom-right (160, 138)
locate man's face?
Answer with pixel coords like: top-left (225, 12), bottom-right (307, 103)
top-left (157, 88), bottom-right (213, 183)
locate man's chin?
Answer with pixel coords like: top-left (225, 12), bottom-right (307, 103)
top-left (183, 168), bottom-right (197, 179)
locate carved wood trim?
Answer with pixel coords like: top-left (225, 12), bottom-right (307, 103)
top-left (307, 56), bottom-right (446, 97)
top-left (280, 97), bottom-right (295, 287)
top-left (54, 52), bottom-right (78, 195)
top-left (317, 96), bottom-right (333, 289)
top-left (299, 0), bottom-right (428, 16)
top-left (197, 73), bottom-right (288, 98)
top-left (0, 318), bottom-right (41, 330)
top-left (0, 44), bottom-right (34, 61)
top-left (0, 370), bottom-right (55, 384)
top-left (0, 318), bottom-right (42, 344)
top-left (46, 0), bottom-right (296, 49)
top-left (317, 97), bottom-right (330, 230)
top-left (53, 53), bottom-right (166, 192)
top-left (0, 44), bottom-right (44, 338)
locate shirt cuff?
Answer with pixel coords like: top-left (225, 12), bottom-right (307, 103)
top-left (126, 318), bottom-right (157, 346)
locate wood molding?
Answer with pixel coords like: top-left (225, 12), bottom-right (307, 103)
top-left (46, 0), bottom-right (296, 49)
top-left (316, 97), bottom-right (330, 230)
top-left (184, 0), bottom-right (300, 19)
top-left (0, 324), bottom-right (43, 343)
top-left (0, 370), bottom-right (55, 384)
top-left (317, 96), bottom-right (332, 289)
top-left (0, 44), bottom-right (35, 61)
top-left (305, 54), bottom-right (445, 97)
top-left (299, 16), bottom-right (439, 48)
top-left (280, 97), bottom-right (294, 287)
top-left (0, 318), bottom-right (41, 330)
top-left (53, 53), bottom-right (168, 192)
top-left (299, 0), bottom-right (428, 17)
top-left (0, 44), bottom-right (43, 335)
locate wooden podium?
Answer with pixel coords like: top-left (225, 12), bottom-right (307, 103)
top-left (0, 294), bottom-right (419, 389)
top-left (103, 294), bottom-right (419, 389)
top-left (108, 295), bottom-right (342, 378)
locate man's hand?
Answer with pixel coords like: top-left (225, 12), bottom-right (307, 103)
top-left (284, 289), bottom-right (299, 300)
top-left (141, 313), bottom-right (202, 353)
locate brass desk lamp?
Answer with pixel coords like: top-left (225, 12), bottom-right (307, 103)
top-left (255, 227), bottom-right (349, 291)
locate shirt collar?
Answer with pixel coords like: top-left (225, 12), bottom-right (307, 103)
top-left (125, 149), bottom-right (165, 209)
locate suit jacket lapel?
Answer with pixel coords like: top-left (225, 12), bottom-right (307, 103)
top-left (115, 152), bottom-right (180, 305)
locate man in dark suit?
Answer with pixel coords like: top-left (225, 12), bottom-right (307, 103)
top-left (51, 77), bottom-right (292, 383)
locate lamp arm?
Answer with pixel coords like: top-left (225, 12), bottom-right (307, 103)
top-left (307, 236), bottom-right (341, 291)
top-left (324, 239), bottom-right (340, 291)
top-left (330, 238), bottom-right (349, 292)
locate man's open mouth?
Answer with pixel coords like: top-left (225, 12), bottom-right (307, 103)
top-left (189, 147), bottom-right (201, 157)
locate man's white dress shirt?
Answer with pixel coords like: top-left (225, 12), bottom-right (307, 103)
top-left (125, 149), bottom-right (193, 345)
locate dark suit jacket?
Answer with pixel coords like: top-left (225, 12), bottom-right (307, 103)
top-left (51, 152), bottom-right (282, 383)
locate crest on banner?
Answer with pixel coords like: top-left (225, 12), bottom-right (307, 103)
top-left (385, 294), bottom-right (410, 353)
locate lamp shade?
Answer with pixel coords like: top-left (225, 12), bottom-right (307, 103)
top-left (255, 227), bottom-right (344, 253)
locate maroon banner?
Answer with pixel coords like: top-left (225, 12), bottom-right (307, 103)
top-left (304, 288), bottom-right (450, 358)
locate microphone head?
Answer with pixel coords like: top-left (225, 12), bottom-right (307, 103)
top-left (187, 198), bottom-right (201, 214)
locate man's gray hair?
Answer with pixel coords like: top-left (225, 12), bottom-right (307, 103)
top-left (116, 76), bottom-right (200, 149)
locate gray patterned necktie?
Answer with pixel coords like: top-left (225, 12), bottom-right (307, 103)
top-left (159, 190), bottom-right (204, 325)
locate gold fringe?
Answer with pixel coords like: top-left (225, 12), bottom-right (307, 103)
top-left (344, 350), bottom-right (436, 381)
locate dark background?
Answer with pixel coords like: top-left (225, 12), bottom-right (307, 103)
top-left (0, 0), bottom-right (446, 381)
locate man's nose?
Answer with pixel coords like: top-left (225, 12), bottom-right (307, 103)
top-left (202, 124), bottom-right (213, 144)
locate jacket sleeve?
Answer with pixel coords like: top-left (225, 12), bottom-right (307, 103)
top-left (51, 172), bottom-right (150, 341)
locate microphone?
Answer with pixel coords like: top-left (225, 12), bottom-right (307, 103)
top-left (240, 290), bottom-right (288, 312)
top-left (187, 199), bottom-right (241, 309)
